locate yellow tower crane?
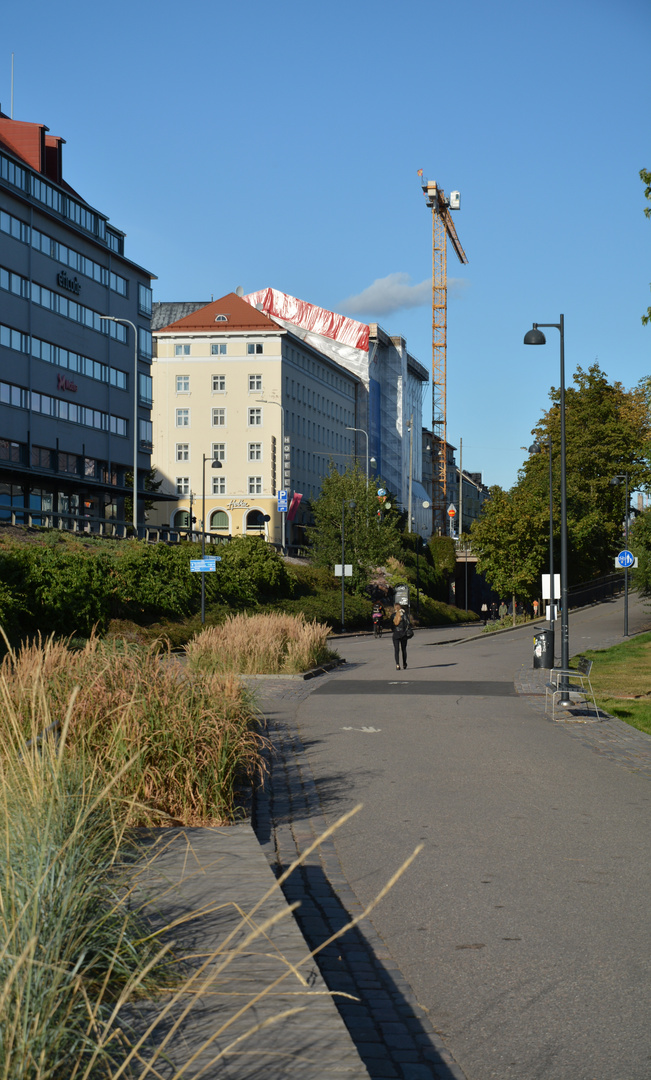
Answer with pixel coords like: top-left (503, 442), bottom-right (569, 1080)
top-left (420, 173), bottom-right (468, 535)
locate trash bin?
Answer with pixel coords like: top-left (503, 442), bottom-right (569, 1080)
top-left (533, 627), bottom-right (554, 669)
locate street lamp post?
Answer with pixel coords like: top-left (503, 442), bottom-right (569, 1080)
top-left (201, 454), bottom-right (222, 624)
top-left (611, 472), bottom-right (630, 636)
top-left (528, 436), bottom-right (555, 655)
top-left (346, 426), bottom-right (369, 482)
top-left (340, 499), bottom-right (356, 632)
top-left (524, 315), bottom-right (569, 702)
top-left (257, 399), bottom-right (286, 552)
top-left (100, 315), bottom-right (138, 535)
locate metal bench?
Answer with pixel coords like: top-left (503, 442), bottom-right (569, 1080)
top-left (545, 656), bottom-right (599, 721)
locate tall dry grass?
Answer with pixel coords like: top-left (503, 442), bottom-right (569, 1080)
top-left (0, 636), bottom-right (266, 825)
top-left (186, 611), bottom-right (335, 675)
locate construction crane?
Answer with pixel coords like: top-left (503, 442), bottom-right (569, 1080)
top-left (419, 173), bottom-right (468, 535)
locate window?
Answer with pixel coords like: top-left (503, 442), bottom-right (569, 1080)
top-left (176, 375), bottom-right (190, 393)
top-left (138, 327), bottom-right (152, 360)
top-left (212, 374), bottom-right (226, 392)
top-left (211, 343), bottom-right (227, 355)
top-left (138, 284), bottom-right (153, 317)
top-left (175, 344), bottom-right (191, 356)
top-left (212, 408), bottom-right (226, 426)
top-left (176, 408), bottom-right (190, 426)
top-left (212, 442), bottom-right (226, 461)
top-left (176, 443), bottom-right (190, 461)
top-left (211, 509), bottom-right (229, 529)
top-left (248, 442), bottom-right (262, 461)
top-left (139, 373), bottom-right (153, 405)
top-left (248, 407), bottom-right (262, 426)
top-left (248, 374), bottom-right (262, 392)
top-left (247, 343), bottom-right (263, 354)
top-left (212, 475), bottom-right (226, 495)
top-left (215, 314), bottom-right (228, 322)
top-left (173, 509), bottom-right (190, 529)
top-left (139, 419), bottom-right (153, 448)
top-left (248, 476), bottom-right (262, 495)
top-left (176, 477), bottom-right (190, 495)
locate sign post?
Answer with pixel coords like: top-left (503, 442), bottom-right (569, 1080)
top-left (447, 503), bottom-right (456, 538)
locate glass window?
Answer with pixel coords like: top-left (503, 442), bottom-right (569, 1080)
top-left (248, 408), bottom-right (262, 426)
top-left (249, 374), bottom-right (262, 392)
top-left (176, 477), bottom-right (190, 495)
top-left (176, 408), bottom-right (190, 426)
top-left (138, 327), bottom-right (152, 360)
top-left (173, 509), bottom-right (190, 528)
top-left (211, 343), bottom-right (227, 355)
top-left (248, 442), bottom-right (262, 461)
top-left (212, 442), bottom-right (226, 461)
top-left (212, 408), bottom-right (226, 426)
top-left (139, 419), bottom-right (153, 447)
top-left (247, 343), bottom-right (263, 354)
top-left (139, 373), bottom-right (153, 405)
top-left (176, 443), bottom-right (190, 461)
top-left (248, 476), bottom-right (262, 495)
top-left (175, 344), bottom-right (191, 356)
top-left (176, 375), bottom-right (190, 393)
top-left (138, 283), bottom-right (153, 316)
top-left (210, 509), bottom-right (229, 529)
top-left (212, 375), bottom-right (226, 392)
top-left (212, 475), bottom-right (226, 495)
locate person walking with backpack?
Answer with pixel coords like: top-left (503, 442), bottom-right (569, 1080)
top-left (392, 602), bottom-right (412, 670)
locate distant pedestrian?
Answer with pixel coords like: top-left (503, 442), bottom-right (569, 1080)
top-left (481, 602), bottom-right (488, 624)
top-left (533, 599), bottom-right (539, 618)
top-left (490, 602), bottom-right (498, 621)
top-left (392, 603), bottom-right (411, 670)
top-left (498, 601), bottom-right (507, 620)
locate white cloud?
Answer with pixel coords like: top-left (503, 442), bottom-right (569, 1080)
top-left (340, 272), bottom-right (469, 318)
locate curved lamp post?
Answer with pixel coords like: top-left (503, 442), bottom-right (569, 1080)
top-left (346, 426), bottom-right (369, 482)
top-left (201, 454), bottom-right (222, 624)
top-left (524, 316), bottom-right (569, 702)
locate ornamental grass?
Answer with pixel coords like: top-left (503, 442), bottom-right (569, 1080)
top-left (0, 635), bottom-right (266, 825)
top-left (185, 611), bottom-right (335, 676)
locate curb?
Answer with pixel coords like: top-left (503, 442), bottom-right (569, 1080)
top-left (242, 659), bottom-right (346, 682)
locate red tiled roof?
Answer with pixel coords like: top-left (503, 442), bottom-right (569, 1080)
top-left (156, 293), bottom-right (280, 333)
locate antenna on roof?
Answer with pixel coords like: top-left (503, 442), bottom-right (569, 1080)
top-left (236, 285), bottom-right (244, 297)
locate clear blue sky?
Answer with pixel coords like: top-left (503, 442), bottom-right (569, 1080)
top-left (4, 0), bottom-right (650, 490)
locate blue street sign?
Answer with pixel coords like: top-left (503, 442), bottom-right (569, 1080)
top-left (277, 490), bottom-right (288, 512)
top-left (191, 558), bottom-right (217, 573)
top-left (377, 487), bottom-right (386, 497)
top-left (617, 550), bottom-right (635, 568)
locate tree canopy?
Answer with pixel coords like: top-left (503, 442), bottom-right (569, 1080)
top-left (471, 364), bottom-right (651, 600)
top-left (308, 464), bottom-right (404, 590)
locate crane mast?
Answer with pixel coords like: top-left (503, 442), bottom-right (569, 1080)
top-left (420, 175), bottom-right (468, 535)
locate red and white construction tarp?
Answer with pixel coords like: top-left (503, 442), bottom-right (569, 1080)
top-left (244, 288), bottom-right (369, 352)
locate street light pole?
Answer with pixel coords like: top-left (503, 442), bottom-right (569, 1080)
top-left (201, 454), bottom-right (222, 624)
top-left (257, 399), bottom-right (286, 552)
top-left (100, 315), bottom-right (138, 535)
top-left (346, 426), bottom-right (369, 482)
top-left (611, 472), bottom-right (630, 636)
top-left (524, 315), bottom-right (569, 702)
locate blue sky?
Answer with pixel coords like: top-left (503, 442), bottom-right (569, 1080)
top-left (4, 0), bottom-right (650, 490)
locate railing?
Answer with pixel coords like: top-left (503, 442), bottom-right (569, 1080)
top-left (567, 572), bottom-right (624, 609)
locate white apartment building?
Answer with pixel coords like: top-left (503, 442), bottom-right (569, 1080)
top-left (149, 293), bottom-right (359, 546)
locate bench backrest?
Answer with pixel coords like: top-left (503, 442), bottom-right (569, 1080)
top-left (576, 656), bottom-right (592, 677)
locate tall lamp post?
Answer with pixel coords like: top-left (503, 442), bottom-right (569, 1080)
top-left (528, 435), bottom-right (555, 654)
top-left (100, 315), bottom-right (138, 535)
top-left (257, 398), bottom-right (286, 552)
top-left (346, 426), bottom-right (369, 482)
top-left (611, 472), bottom-right (630, 637)
top-left (340, 499), bottom-right (356, 631)
top-left (201, 454), bottom-right (222, 624)
top-left (524, 316), bottom-right (569, 702)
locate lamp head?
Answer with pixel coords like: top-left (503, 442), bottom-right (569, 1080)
top-left (523, 326), bottom-right (546, 346)
top-left (212, 459), bottom-right (222, 468)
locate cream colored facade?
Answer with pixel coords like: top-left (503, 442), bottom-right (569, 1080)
top-left (149, 295), bottom-right (359, 546)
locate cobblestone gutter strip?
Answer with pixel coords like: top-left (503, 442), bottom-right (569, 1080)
top-left (253, 681), bottom-right (468, 1080)
top-left (514, 666), bottom-right (651, 781)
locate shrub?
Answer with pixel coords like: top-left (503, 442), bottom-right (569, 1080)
top-left (186, 612), bottom-right (336, 675)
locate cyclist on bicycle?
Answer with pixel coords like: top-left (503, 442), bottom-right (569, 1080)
top-left (372, 600), bottom-right (385, 637)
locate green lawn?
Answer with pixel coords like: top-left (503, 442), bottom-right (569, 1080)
top-left (577, 632), bottom-right (651, 736)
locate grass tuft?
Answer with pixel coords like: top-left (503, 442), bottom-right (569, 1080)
top-left (186, 611), bottom-right (337, 675)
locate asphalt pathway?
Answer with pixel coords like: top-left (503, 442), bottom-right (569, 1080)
top-left (271, 596), bottom-right (651, 1080)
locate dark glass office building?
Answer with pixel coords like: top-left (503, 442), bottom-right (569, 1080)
top-left (0, 109), bottom-right (156, 529)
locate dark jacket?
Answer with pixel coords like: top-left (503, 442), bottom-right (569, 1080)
top-left (392, 610), bottom-right (410, 639)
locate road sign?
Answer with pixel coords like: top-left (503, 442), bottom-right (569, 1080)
top-left (542, 573), bottom-right (561, 599)
top-left (277, 490), bottom-right (288, 513)
top-left (377, 487), bottom-right (386, 497)
top-left (191, 558), bottom-right (217, 573)
top-left (617, 550), bottom-right (635, 569)
top-left (334, 564), bottom-right (353, 577)
top-left (447, 503), bottom-right (456, 517)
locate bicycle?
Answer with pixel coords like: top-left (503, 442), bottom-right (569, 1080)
top-left (372, 614), bottom-right (383, 638)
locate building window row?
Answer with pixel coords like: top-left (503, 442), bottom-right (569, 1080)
top-left (1, 210), bottom-right (129, 296)
top-left (0, 438), bottom-right (121, 486)
top-left (173, 373), bottom-right (262, 393)
top-left (286, 343), bottom-right (354, 399)
top-left (174, 475), bottom-right (267, 497)
top-left (0, 378), bottom-right (127, 436)
top-left (0, 322), bottom-right (128, 390)
top-left (0, 265), bottom-right (129, 343)
top-left (0, 151), bottom-right (124, 253)
top-left (174, 407), bottom-right (264, 428)
top-left (174, 442), bottom-right (262, 463)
